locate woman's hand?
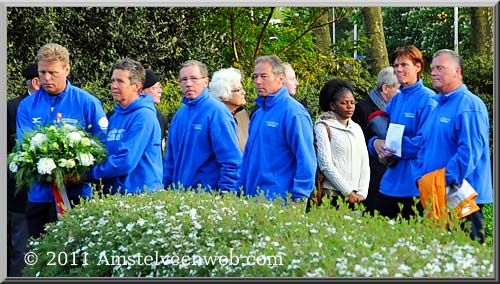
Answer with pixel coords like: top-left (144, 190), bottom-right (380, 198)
top-left (347, 192), bottom-right (361, 203)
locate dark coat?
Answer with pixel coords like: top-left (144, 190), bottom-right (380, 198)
top-left (7, 91), bottom-right (29, 212)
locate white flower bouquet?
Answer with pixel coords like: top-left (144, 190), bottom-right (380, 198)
top-left (8, 123), bottom-right (107, 211)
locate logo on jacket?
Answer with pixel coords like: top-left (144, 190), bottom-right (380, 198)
top-left (32, 117), bottom-right (42, 124)
top-left (439, 117), bottom-right (451, 123)
top-left (404, 112), bottom-right (416, 118)
top-left (98, 117), bottom-right (109, 130)
top-left (61, 118), bottom-right (78, 124)
top-left (108, 129), bottom-right (125, 141)
top-left (192, 124), bottom-right (203, 130)
top-left (265, 121), bottom-right (279, 127)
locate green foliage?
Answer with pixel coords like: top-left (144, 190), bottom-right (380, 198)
top-left (155, 79), bottom-right (184, 121)
top-left (79, 80), bottom-right (114, 114)
top-left (383, 7), bottom-right (472, 62)
top-left (482, 203), bottom-right (494, 245)
top-left (6, 7), bottom-right (225, 99)
top-left (24, 189), bottom-right (493, 277)
top-left (293, 54), bottom-right (374, 119)
top-left (463, 55), bottom-right (493, 96)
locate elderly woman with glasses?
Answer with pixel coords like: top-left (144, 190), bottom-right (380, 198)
top-left (209, 67), bottom-right (249, 153)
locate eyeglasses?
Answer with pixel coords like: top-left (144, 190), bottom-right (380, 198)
top-left (231, 88), bottom-right (244, 93)
top-left (179, 76), bottom-right (206, 84)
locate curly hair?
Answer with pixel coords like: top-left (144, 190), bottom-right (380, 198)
top-left (318, 78), bottom-right (354, 112)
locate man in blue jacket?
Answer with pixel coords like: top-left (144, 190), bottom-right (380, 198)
top-left (16, 43), bottom-right (108, 238)
top-left (163, 60), bottom-right (241, 193)
top-left (417, 49), bottom-right (492, 244)
top-left (238, 55), bottom-right (316, 202)
top-left (88, 59), bottom-right (163, 194)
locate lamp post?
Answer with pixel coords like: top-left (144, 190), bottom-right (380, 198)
top-left (353, 21), bottom-right (358, 59)
top-left (454, 7), bottom-right (459, 53)
top-left (332, 7), bottom-right (336, 53)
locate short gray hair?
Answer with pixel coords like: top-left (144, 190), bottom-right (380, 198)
top-left (209, 67), bottom-right (242, 101)
top-left (254, 55), bottom-right (285, 76)
top-left (180, 59), bottom-right (209, 78)
top-left (112, 58), bottom-right (145, 84)
top-left (433, 49), bottom-right (464, 74)
top-left (377, 66), bottom-right (398, 91)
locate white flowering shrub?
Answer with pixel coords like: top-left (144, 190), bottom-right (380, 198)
top-left (8, 123), bottom-right (107, 191)
top-left (24, 189), bottom-right (494, 278)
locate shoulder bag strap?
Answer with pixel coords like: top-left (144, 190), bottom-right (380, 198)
top-left (318, 121), bottom-right (332, 142)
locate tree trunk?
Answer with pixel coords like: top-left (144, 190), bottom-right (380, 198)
top-left (361, 7), bottom-right (388, 75)
top-left (470, 7), bottom-right (493, 58)
top-left (312, 8), bottom-right (333, 56)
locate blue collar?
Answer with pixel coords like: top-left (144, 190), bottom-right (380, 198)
top-left (182, 88), bottom-right (210, 106)
top-left (399, 78), bottom-right (424, 95)
top-left (437, 84), bottom-right (468, 104)
top-left (255, 86), bottom-right (289, 110)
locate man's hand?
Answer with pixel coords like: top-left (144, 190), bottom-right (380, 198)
top-left (64, 175), bottom-right (86, 187)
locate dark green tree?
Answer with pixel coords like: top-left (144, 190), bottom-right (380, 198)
top-left (7, 7), bottom-right (226, 101)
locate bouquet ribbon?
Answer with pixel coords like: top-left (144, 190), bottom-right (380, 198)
top-left (51, 181), bottom-right (72, 216)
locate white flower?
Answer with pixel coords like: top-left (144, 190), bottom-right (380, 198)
top-left (30, 133), bottom-right (48, 149)
top-left (9, 162), bottom-right (18, 173)
top-left (66, 159), bottom-right (76, 168)
top-left (78, 152), bottom-right (95, 166)
top-left (137, 218), bottom-right (146, 226)
top-left (37, 158), bottom-right (57, 175)
top-left (58, 158), bottom-right (76, 168)
top-left (58, 158), bottom-right (67, 167)
top-left (81, 137), bottom-right (92, 147)
top-left (62, 123), bottom-right (77, 132)
top-left (66, 131), bottom-right (83, 146)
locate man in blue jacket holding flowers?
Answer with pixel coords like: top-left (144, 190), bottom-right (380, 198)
top-left (16, 43), bottom-right (108, 238)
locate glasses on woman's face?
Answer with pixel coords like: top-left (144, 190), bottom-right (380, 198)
top-left (231, 88), bottom-right (244, 93)
top-left (179, 76), bottom-right (206, 85)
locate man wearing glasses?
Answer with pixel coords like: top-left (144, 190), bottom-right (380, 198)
top-left (163, 60), bottom-right (241, 193)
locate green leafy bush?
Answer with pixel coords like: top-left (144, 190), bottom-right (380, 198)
top-left (24, 189), bottom-right (493, 277)
top-left (482, 203), bottom-right (494, 245)
top-left (155, 79), bottom-right (183, 121)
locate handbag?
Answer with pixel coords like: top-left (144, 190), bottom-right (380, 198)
top-left (311, 121), bottom-right (332, 206)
